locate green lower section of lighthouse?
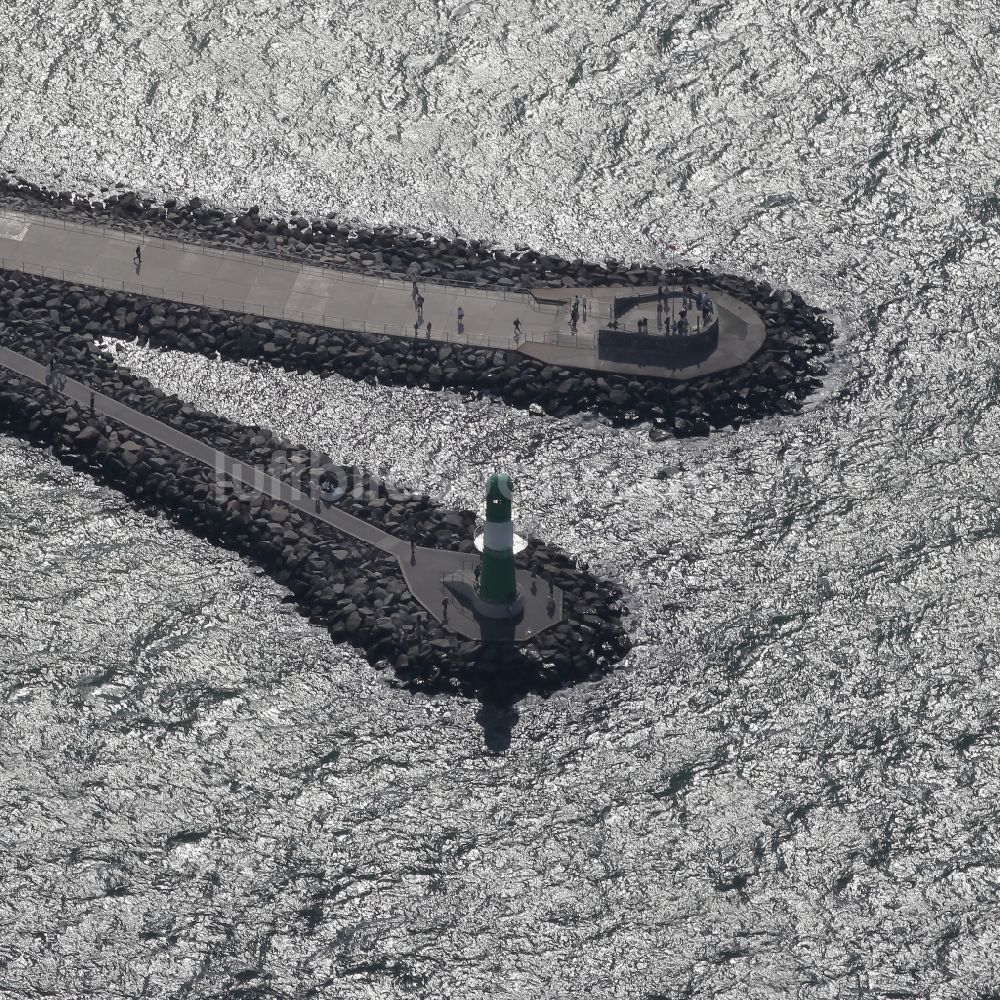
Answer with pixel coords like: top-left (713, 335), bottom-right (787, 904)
top-left (477, 546), bottom-right (519, 605)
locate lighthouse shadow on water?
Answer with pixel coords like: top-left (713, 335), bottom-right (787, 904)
top-left (474, 699), bottom-right (521, 754)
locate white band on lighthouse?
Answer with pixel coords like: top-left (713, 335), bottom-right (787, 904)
top-left (483, 519), bottom-right (514, 552)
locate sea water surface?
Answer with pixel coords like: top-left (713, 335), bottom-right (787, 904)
top-left (2, 1), bottom-right (1000, 996)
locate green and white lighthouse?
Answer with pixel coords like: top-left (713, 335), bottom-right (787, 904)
top-left (477, 473), bottom-right (519, 606)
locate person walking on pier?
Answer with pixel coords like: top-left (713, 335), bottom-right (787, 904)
top-left (581, 296), bottom-right (588, 322)
top-left (457, 305), bottom-right (464, 331)
top-left (426, 321), bottom-right (432, 339)
top-left (657, 300), bottom-right (664, 329)
top-left (513, 317), bottom-right (521, 338)
top-left (411, 280), bottom-right (419, 302)
top-left (416, 294), bottom-right (424, 320)
top-left (414, 319), bottom-right (421, 337)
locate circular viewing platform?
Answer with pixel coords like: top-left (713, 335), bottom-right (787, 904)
top-left (517, 284), bottom-right (765, 381)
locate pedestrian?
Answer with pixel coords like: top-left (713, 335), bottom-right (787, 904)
top-left (134, 245), bottom-right (142, 264)
top-left (657, 285), bottom-right (664, 305)
top-left (581, 297), bottom-right (587, 322)
top-left (657, 300), bottom-right (663, 322)
top-left (426, 321), bottom-right (432, 339)
top-left (702, 302), bottom-right (711, 324)
top-left (513, 318), bottom-right (521, 336)
top-left (89, 390), bottom-right (95, 415)
top-left (457, 306), bottom-right (464, 325)
top-left (695, 290), bottom-right (705, 310)
top-left (410, 538), bottom-right (416, 564)
top-left (412, 280), bottom-right (419, 301)
top-left (442, 597), bottom-right (449, 622)
top-left (547, 594), bottom-right (556, 617)
top-left (574, 295), bottom-right (580, 310)
top-left (414, 319), bottom-right (420, 337)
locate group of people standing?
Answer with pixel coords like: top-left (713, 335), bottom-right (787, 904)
top-left (410, 281), bottom-right (485, 341)
top-left (651, 284), bottom-right (715, 336)
top-left (410, 280), bottom-right (530, 345)
top-left (411, 281), bottom-right (433, 339)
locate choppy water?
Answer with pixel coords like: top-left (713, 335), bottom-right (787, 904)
top-left (3, 1), bottom-right (1000, 996)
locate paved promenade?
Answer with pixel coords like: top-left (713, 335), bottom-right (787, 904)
top-left (0, 343), bottom-right (562, 643)
top-left (0, 208), bottom-right (764, 379)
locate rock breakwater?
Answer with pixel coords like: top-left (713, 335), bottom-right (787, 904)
top-left (0, 174), bottom-right (835, 434)
top-left (0, 270), bottom-right (631, 700)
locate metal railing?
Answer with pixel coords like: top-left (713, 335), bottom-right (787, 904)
top-left (0, 253), bottom-right (561, 353)
top-left (0, 204), bottom-right (563, 313)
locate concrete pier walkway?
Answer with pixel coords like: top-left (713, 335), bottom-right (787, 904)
top-left (0, 208), bottom-right (764, 380)
top-left (0, 343), bottom-right (562, 643)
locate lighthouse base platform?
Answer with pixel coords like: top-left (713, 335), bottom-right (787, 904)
top-left (396, 545), bottom-right (564, 643)
top-left (443, 573), bottom-right (525, 620)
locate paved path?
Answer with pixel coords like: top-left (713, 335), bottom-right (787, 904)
top-left (0, 208), bottom-right (560, 350)
top-left (0, 343), bottom-right (562, 643)
top-left (0, 208), bottom-right (764, 379)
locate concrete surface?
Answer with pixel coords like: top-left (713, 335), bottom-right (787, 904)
top-left (0, 208), bottom-right (765, 380)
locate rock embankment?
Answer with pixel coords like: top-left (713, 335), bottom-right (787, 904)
top-left (0, 174), bottom-right (834, 434)
top-left (0, 269), bottom-right (631, 700)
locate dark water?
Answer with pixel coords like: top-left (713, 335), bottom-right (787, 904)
top-left (2, 1), bottom-right (1000, 995)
